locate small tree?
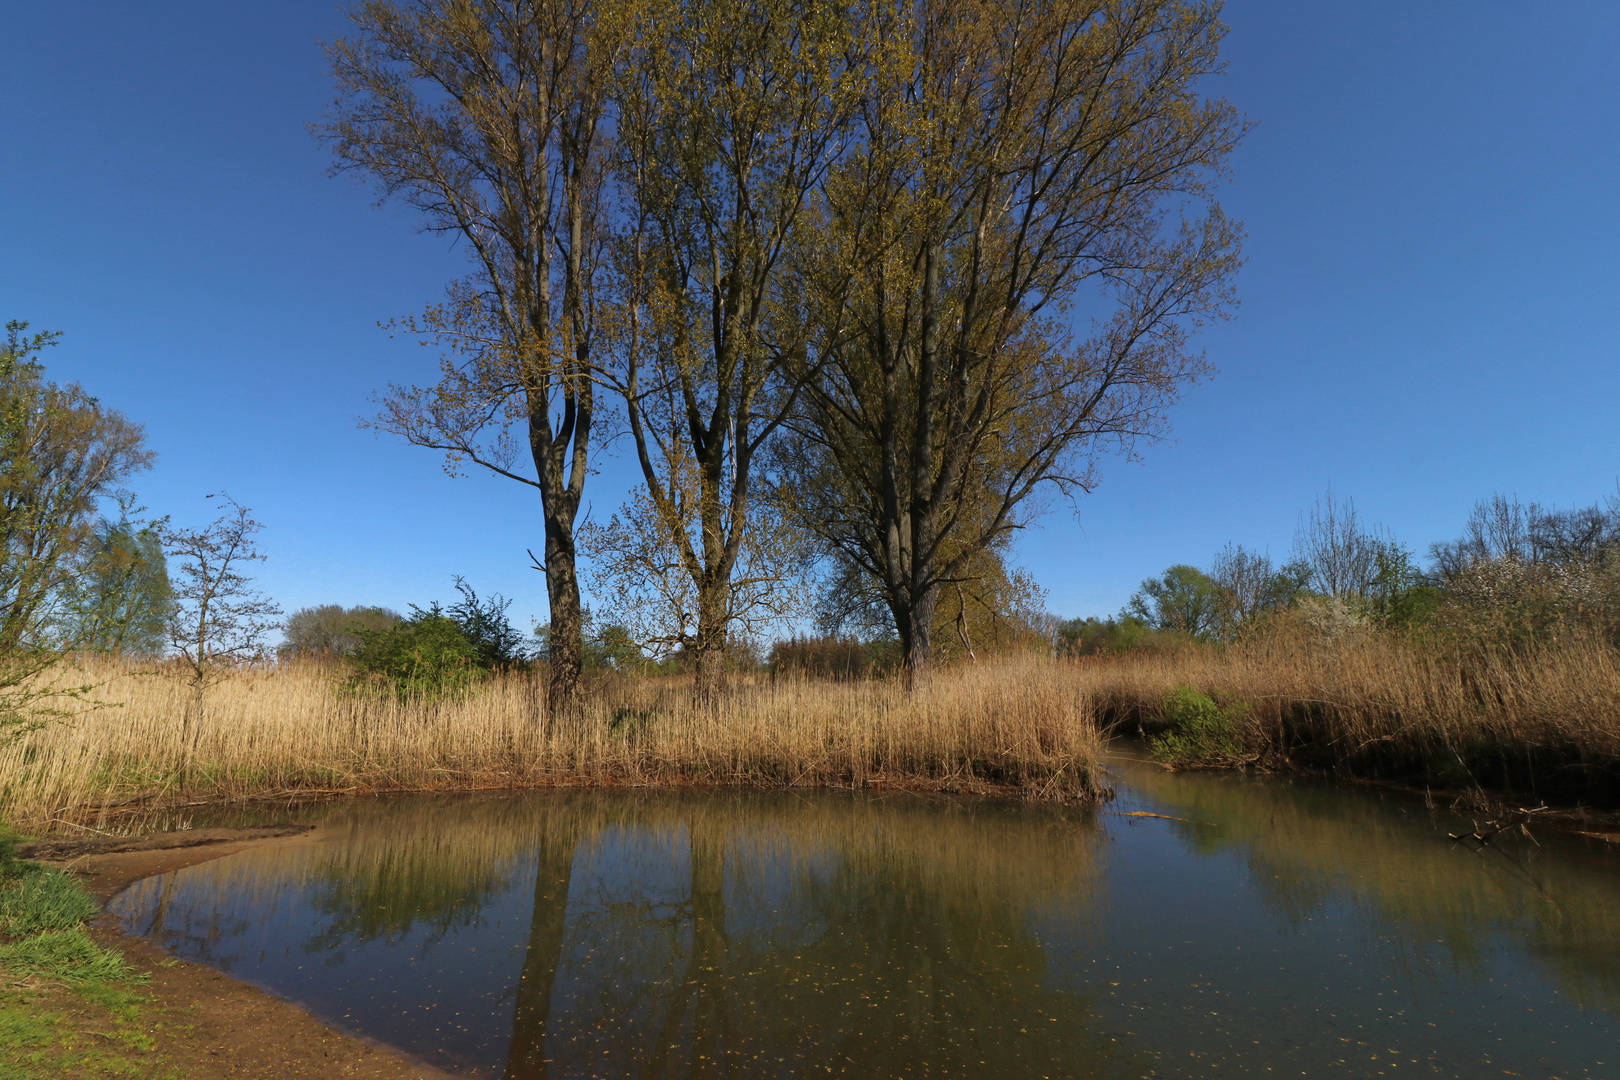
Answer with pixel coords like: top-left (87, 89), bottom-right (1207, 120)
top-left (1292, 491), bottom-right (1388, 600)
top-left (164, 495), bottom-right (281, 752)
top-left (0, 321), bottom-right (154, 741)
top-left (581, 482), bottom-right (810, 673)
top-left (280, 604), bottom-right (401, 658)
top-left (1124, 565), bottom-right (1225, 640)
top-left (1208, 544), bottom-right (1309, 635)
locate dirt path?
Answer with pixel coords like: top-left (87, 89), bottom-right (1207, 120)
top-left (29, 827), bottom-right (462, 1080)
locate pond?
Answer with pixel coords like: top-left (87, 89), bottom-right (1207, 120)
top-left (108, 755), bottom-right (1620, 1078)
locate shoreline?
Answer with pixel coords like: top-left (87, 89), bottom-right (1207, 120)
top-left (1104, 737), bottom-right (1620, 842)
top-left (38, 825), bottom-right (461, 1080)
top-left (42, 770), bottom-right (1105, 834)
top-left (23, 761), bottom-right (1619, 1077)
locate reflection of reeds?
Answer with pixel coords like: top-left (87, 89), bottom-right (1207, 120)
top-left (0, 656), bottom-right (1103, 829)
top-left (1085, 632), bottom-right (1620, 801)
top-left (1124, 762), bottom-right (1620, 1012)
top-left (112, 790), bottom-right (1101, 953)
top-left (116, 789), bottom-right (1101, 936)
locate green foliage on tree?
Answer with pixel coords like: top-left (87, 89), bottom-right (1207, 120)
top-left (59, 504), bottom-right (172, 657)
top-left (1124, 565), bottom-right (1227, 641)
top-left (0, 320), bottom-right (153, 742)
top-left (1057, 615), bottom-right (1178, 657)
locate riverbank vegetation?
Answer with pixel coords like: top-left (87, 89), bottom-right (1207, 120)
top-left (0, 656), bottom-right (1103, 831)
top-left (1086, 488), bottom-right (1620, 805)
top-left (0, 828), bottom-right (157, 1078)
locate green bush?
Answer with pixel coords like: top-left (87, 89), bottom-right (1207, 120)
top-left (1149, 685), bottom-right (1248, 767)
top-left (1057, 615), bottom-right (1186, 657)
top-left (347, 613), bottom-right (483, 698)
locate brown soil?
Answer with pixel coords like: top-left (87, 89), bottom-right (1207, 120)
top-left (33, 826), bottom-right (460, 1079)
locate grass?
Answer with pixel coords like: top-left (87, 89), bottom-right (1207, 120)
top-left (0, 654), bottom-right (1106, 830)
top-left (0, 847), bottom-right (157, 1079)
top-left (4, 627), bottom-right (1619, 829)
top-left (0, 932), bottom-right (139, 987)
top-left (0, 868), bottom-right (98, 938)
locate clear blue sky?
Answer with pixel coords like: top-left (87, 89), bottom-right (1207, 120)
top-left (2, 2), bottom-right (1617, 633)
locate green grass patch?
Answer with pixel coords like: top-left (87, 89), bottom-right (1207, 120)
top-left (72, 985), bottom-right (148, 1027)
top-left (0, 866), bottom-right (99, 938)
top-left (0, 1006), bottom-right (58, 1050)
top-left (0, 931), bottom-right (143, 986)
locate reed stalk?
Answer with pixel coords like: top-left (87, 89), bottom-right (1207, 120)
top-left (0, 655), bottom-right (1103, 830)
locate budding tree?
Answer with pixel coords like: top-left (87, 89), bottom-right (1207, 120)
top-left (777, 0), bottom-right (1245, 684)
top-left (320, 0), bottom-right (620, 710)
top-left (600, 0), bottom-right (861, 695)
top-left (0, 321), bottom-right (153, 740)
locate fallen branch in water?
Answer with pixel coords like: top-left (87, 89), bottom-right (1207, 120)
top-left (1448, 804), bottom-right (1551, 846)
top-left (1107, 810), bottom-right (1216, 825)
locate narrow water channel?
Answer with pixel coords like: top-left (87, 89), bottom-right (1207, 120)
top-left (109, 759), bottom-right (1620, 1078)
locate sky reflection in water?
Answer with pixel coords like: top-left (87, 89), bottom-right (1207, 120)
top-left (110, 766), bottom-right (1620, 1078)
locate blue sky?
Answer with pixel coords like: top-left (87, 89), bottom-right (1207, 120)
top-left (2, 1), bottom-right (1617, 634)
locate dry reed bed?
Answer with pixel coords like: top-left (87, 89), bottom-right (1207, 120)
top-left (0, 657), bottom-right (1103, 830)
top-left (1083, 632), bottom-right (1620, 800)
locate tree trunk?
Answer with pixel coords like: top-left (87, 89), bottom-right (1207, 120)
top-left (899, 585), bottom-right (939, 692)
top-left (542, 510), bottom-right (584, 714)
top-left (691, 581), bottom-right (730, 702)
top-left (646, 816), bottom-right (730, 1074)
top-left (687, 819), bottom-right (730, 1070)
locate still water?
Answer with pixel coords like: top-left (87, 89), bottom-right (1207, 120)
top-left (109, 757), bottom-right (1620, 1078)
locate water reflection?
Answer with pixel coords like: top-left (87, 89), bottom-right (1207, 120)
top-left (1117, 755), bottom-right (1620, 1012)
top-left (113, 792), bottom-right (1123, 1077)
top-left (108, 777), bottom-right (1620, 1079)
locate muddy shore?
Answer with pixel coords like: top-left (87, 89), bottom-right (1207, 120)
top-left (28, 825), bottom-right (459, 1080)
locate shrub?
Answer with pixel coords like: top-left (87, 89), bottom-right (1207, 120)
top-left (1149, 685), bottom-right (1248, 767)
top-left (347, 614), bottom-right (482, 698)
top-left (1057, 616), bottom-right (1185, 657)
top-left (280, 604), bottom-right (401, 658)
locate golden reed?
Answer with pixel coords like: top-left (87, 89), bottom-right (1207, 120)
top-left (1081, 629), bottom-right (1620, 800)
top-left (0, 655), bottom-right (1104, 830)
top-left (8, 631), bottom-right (1616, 830)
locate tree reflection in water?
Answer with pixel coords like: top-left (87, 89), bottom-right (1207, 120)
top-left (108, 779), bottom-right (1620, 1078)
top-left (497, 792), bottom-right (1121, 1078)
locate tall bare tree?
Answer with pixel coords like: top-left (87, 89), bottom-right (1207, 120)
top-left (601, 0), bottom-right (862, 696)
top-left (1292, 490), bottom-right (1385, 599)
top-left (776, 0), bottom-right (1244, 684)
top-left (320, 0), bottom-right (617, 709)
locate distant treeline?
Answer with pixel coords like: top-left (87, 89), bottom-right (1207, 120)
top-left (1056, 488), bottom-right (1620, 656)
